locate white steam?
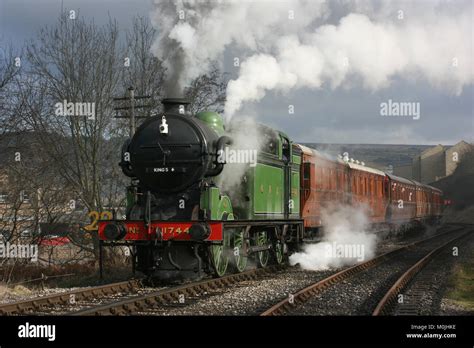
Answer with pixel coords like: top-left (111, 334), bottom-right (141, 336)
top-left (216, 117), bottom-right (264, 193)
top-left (289, 205), bottom-right (378, 270)
top-left (151, 0), bottom-right (472, 118)
top-left (225, 11), bottom-right (473, 118)
top-left (151, 0), bottom-right (328, 95)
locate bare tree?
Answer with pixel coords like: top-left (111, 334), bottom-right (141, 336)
top-left (16, 14), bottom-right (123, 257)
top-left (0, 41), bottom-right (22, 135)
top-left (120, 16), bottom-right (165, 116)
top-left (5, 12), bottom-right (230, 264)
top-left (185, 66), bottom-right (228, 114)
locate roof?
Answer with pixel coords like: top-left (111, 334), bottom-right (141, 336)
top-left (424, 184), bottom-right (443, 193)
top-left (298, 143), bottom-right (388, 176)
top-left (348, 162), bottom-right (386, 176)
top-left (295, 144), bottom-right (344, 163)
top-left (389, 175), bottom-right (442, 193)
top-left (386, 173), bottom-right (416, 186)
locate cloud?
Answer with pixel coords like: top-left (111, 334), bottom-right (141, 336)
top-left (225, 10), bottom-right (472, 119)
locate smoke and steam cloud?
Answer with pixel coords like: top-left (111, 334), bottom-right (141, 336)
top-left (215, 116), bottom-right (265, 193)
top-left (289, 205), bottom-right (378, 270)
top-left (151, 0), bottom-right (472, 118)
top-left (151, 0), bottom-right (328, 96)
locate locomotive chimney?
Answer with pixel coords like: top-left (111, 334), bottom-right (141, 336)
top-left (162, 98), bottom-right (190, 115)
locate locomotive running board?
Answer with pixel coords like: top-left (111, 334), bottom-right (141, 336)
top-left (222, 219), bottom-right (304, 227)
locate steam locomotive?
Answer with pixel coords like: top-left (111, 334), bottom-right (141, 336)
top-left (98, 98), bottom-right (443, 281)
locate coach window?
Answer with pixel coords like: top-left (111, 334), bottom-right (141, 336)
top-left (281, 136), bottom-right (290, 163)
top-left (336, 170), bottom-right (340, 191)
top-left (324, 168), bottom-right (329, 191)
top-left (316, 167), bottom-right (321, 190)
top-left (324, 167), bottom-right (328, 190)
top-left (303, 162), bottom-right (310, 180)
top-left (262, 131), bottom-right (279, 157)
top-left (329, 169), bottom-right (336, 191)
top-left (303, 162), bottom-right (311, 197)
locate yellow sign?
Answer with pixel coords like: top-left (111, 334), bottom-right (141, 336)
top-left (84, 211), bottom-right (113, 231)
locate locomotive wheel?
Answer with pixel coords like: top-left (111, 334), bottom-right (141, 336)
top-left (210, 244), bottom-right (229, 277)
top-left (232, 230), bottom-right (248, 273)
top-left (273, 239), bottom-right (284, 265)
top-left (256, 231), bottom-right (270, 268)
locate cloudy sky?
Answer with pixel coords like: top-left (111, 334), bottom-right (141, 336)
top-left (1, 0), bottom-right (472, 145)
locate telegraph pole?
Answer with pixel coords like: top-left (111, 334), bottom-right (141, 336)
top-left (112, 86), bottom-right (152, 137)
top-left (110, 87), bottom-right (152, 277)
top-left (129, 87), bottom-right (135, 136)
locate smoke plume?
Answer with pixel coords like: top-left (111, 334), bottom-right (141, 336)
top-left (151, 0), bottom-right (328, 96)
top-left (151, 0), bottom-right (472, 118)
top-left (215, 116), bottom-right (264, 193)
top-left (289, 205), bottom-right (378, 270)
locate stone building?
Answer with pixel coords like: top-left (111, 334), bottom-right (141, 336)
top-left (413, 144), bottom-right (447, 183)
top-left (445, 141), bottom-right (472, 177)
top-left (394, 140), bottom-right (472, 184)
top-left (392, 163), bottom-right (412, 180)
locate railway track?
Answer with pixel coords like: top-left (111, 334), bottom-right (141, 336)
top-left (71, 266), bottom-right (284, 316)
top-left (373, 228), bottom-right (472, 316)
top-left (71, 265), bottom-right (284, 315)
top-left (0, 279), bottom-right (143, 315)
top-left (68, 224), bottom-right (450, 316)
top-left (260, 223), bottom-right (472, 316)
top-left (1, 266), bottom-right (284, 315)
top-left (0, 223), bottom-right (467, 316)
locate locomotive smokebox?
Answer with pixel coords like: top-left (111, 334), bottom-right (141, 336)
top-left (162, 98), bottom-right (190, 115)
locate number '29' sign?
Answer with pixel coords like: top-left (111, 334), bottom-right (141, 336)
top-left (84, 211), bottom-right (112, 231)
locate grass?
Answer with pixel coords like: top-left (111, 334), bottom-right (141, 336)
top-left (53, 267), bottom-right (136, 288)
top-left (446, 260), bottom-right (474, 310)
top-left (1, 263), bottom-right (135, 289)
